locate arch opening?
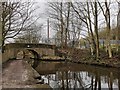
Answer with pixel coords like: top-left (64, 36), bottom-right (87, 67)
top-left (26, 49), bottom-right (40, 68)
top-left (27, 49), bottom-right (40, 59)
top-left (16, 49), bottom-right (40, 68)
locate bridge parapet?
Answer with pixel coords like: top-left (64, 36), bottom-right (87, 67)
top-left (2, 43), bottom-right (56, 63)
top-left (5, 43), bottom-right (56, 49)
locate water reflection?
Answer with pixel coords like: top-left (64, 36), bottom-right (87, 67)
top-left (36, 62), bottom-right (120, 90)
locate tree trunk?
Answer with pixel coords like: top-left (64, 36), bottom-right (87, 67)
top-left (87, 2), bottom-right (96, 55)
top-left (98, 1), bottom-right (112, 58)
top-left (60, 2), bottom-right (64, 48)
top-left (116, 3), bottom-right (120, 52)
top-left (2, 2), bottom-right (5, 53)
top-left (65, 2), bottom-right (70, 48)
top-left (105, 1), bottom-right (112, 58)
top-left (94, 1), bottom-right (99, 59)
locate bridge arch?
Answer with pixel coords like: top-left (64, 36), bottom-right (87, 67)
top-left (27, 49), bottom-right (40, 59)
top-left (16, 49), bottom-right (40, 68)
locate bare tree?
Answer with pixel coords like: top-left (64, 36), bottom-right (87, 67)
top-left (98, 1), bottom-right (112, 58)
top-left (15, 24), bottom-right (43, 43)
top-left (0, 3), bottom-right (2, 48)
top-left (86, 2), bottom-right (96, 55)
top-left (60, 2), bottom-right (64, 47)
top-left (71, 1), bottom-right (103, 59)
top-left (47, 2), bottom-right (64, 47)
top-left (1, 1), bottom-right (40, 52)
top-left (94, 1), bottom-right (99, 58)
top-left (116, 2), bottom-right (120, 52)
top-left (71, 2), bottom-right (96, 55)
top-left (48, 2), bottom-right (82, 48)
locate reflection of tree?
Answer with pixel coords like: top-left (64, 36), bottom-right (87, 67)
top-left (75, 72), bottom-right (85, 89)
top-left (93, 72), bottom-right (102, 90)
top-left (93, 71), bottom-right (114, 90)
top-left (94, 72), bottom-right (98, 90)
top-left (42, 70), bottom-right (117, 90)
top-left (60, 71), bottom-right (91, 89)
top-left (98, 72), bottom-right (101, 90)
top-left (108, 72), bottom-right (113, 90)
top-left (73, 72), bottom-right (77, 89)
top-left (61, 71), bottom-right (65, 90)
top-left (60, 71), bottom-right (94, 89)
top-left (91, 76), bottom-right (94, 90)
top-left (65, 71), bottom-right (69, 90)
top-left (118, 71), bottom-right (120, 90)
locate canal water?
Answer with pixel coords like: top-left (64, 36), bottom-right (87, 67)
top-left (35, 62), bottom-right (120, 89)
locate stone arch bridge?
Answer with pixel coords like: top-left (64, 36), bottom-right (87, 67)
top-left (2, 43), bottom-right (56, 63)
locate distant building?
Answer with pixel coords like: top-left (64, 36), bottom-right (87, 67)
top-left (55, 39), bottom-right (120, 49)
top-left (99, 39), bottom-right (120, 45)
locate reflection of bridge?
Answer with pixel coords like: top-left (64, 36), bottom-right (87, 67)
top-left (2, 43), bottom-right (56, 63)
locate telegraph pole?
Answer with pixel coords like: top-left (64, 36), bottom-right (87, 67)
top-left (47, 18), bottom-right (49, 44)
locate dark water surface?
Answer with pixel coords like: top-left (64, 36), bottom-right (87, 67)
top-left (35, 62), bottom-right (120, 90)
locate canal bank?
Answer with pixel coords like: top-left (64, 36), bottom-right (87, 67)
top-left (68, 57), bottom-right (120, 68)
top-left (39, 53), bottom-right (120, 68)
top-left (2, 60), bottom-right (52, 89)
